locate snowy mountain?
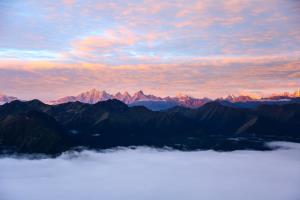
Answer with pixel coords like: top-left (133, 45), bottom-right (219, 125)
top-left (130, 90), bottom-right (163, 102)
top-left (224, 95), bottom-right (256, 102)
top-left (171, 94), bottom-right (211, 108)
top-left (48, 89), bottom-right (300, 110)
top-left (49, 89), bottom-right (113, 104)
top-left (114, 92), bottom-right (132, 104)
top-left (76, 89), bottom-right (112, 104)
top-left (49, 89), bottom-right (210, 109)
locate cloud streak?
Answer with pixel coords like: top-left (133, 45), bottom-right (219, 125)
top-left (0, 0), bottom-right (299, 98)
top-left (0, 53), bottom-right (299, 100)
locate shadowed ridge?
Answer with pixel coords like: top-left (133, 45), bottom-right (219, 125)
top-left (0, 99), bottom-right (300, 154)
top-left (1, 99), bottom-right (48, 109)
top-left (0, 99), bottom-right (50, 120)
top-left (93, 99), bottom-right (129, 112)
top-left (51, 100), bottom-right (90, 112)
top-left (129, 105), bottom-right (152, 112)
top-left (199, 100), bottom-right (236, 110)
top-left (0, 110), bottom-right (71, 154)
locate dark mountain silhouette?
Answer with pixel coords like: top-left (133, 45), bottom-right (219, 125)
top-left (0, 110), bottom-right (70, 154)
top-left (0, 99), bottom-right (299, 154)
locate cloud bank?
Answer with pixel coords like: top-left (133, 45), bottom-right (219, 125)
top-left (1, 142), bottom-right (300, 200)
top-left (1, 54), bottom-right (300, 100)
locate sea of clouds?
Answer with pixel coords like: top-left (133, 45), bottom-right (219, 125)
top-left (1, 142), bottom-right (300, 200)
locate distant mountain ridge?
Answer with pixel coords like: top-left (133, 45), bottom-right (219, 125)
top-left (1, 89), bottom-right (300, 110)
top-left (48, 89), bottom-right (300, 110)
top-left (48, 89), bottom-right (211, 109)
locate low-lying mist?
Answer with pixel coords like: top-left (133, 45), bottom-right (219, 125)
top-left (1, 142), bottom-right (300, 200)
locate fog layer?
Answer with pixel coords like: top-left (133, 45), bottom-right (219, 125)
top-left (1, 142), bottom-right (300, 200)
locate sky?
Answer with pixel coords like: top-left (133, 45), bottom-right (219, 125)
top-left (0, 0), bottom-right (300, 100)
top-left (1, 142), bottom-right (300, 200)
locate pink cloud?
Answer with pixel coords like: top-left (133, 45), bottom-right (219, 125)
top-left (63, 0), bottom-right (76, 6)
top-left (0, 53), bottom-right (299, 100)
top-left (71, 27), bottom-right (139, 53)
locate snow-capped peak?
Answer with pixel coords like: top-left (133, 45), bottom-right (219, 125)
top-left (48, 89), bottom-right (299, 107)
top-left (114, 91), bottom-right (132, 104)
top-left (49, 89), bottom-right (210, 108)
top-left (130, 90), bottom-right (163, 102)
top-left (175, 93), bottom-right (190, 99)
top-left (131, 90), bottom-right (148, 101)
top-left (224, 94), bottom-right (255, 102)
top-left (77, 89), bottom-right (112, 104)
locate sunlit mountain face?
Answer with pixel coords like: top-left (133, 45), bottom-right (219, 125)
top-left (1, 88), bottom-right (299, 110)
top-left (0, 0), bottom-right (299, 100)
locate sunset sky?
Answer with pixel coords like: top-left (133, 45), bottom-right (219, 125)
top-left (0, 0), bottom-right (299, 100)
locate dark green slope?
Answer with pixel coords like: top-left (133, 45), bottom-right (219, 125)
top-left (0, 110), bottom-right (70, 154)
top-left (48, 100), bottom-right (204, 149)
top-left (0, 99), bottom-right (299, 154)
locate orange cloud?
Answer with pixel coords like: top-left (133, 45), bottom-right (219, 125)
top-left (1, 0), bottom-right (300, 99)
top-left (69, 27), bottom-right (140, 58)
top-left (0, 53), bottom-right (299, 100)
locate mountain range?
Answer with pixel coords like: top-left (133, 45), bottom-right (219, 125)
top-left (49, 88), bottom-right (300, 110)
top-left (0, 89), bottom-right (300, 111)
top-left (0, 98), bottom-right (299, 154)
top-left (48, 89), bottom-right (211, 109)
